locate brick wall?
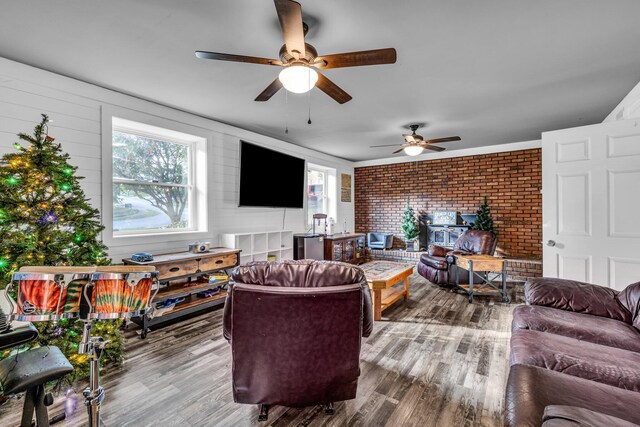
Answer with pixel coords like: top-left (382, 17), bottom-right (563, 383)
top-left (507, 259), bottom-right (543, 281)
top-left (355, 149), bottom-right (542, 259)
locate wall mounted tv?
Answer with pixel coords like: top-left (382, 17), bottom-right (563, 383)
top-left (238, 141), bottom-right (305, 208)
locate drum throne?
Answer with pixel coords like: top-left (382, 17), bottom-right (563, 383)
top-left (0, 298), bottom-right (73, 427)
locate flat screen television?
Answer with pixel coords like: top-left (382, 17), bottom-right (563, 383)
top-left (238, 141), bottom-right (305, 208)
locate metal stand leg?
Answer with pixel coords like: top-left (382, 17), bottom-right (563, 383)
top-left (258, 404), bottom-right (269, 421)
top-left (79, 321), bottom-right (109, 427)
top-left (468, 260), bottom-right (474, 303)
top-left (141, 313), bottom-right (149, 339)
top-left (325, 402), bottom-right (335, 415)
top-left (19, 381), bottom-right (65, 427)
top-left (34, 384), bottom-right (50, 427)
top-left (502, 262), bottom-right (510, 303)
top-left (20, 387), bottom-right (36, 427)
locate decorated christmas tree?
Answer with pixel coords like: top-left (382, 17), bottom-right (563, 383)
top-left (472, 196), bottom-right (495, 232)
top-left (0, 114), bottom-right (121, 381)
top-left (401, 198), bottom-right (419, 243)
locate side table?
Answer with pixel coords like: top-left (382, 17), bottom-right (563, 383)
top-left (454, 254), bottom-right (509, 304)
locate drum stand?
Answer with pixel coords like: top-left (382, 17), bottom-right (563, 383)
top-left (79, 320), bottom-right (109, 427)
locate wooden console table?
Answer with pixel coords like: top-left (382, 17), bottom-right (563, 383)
top-left (323, 233), bottom-right (366, 265)
top-left (454, 254), bottom-right (509, 304)
top-left (123, 247), bottom-right (240, 338)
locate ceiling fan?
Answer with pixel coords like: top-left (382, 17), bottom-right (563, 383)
top-left (370, 125), bottom-right (461, 156)
top-left (195, 0), bottom-right (396, 104)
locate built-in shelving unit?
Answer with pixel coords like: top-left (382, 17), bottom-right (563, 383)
top-left (221, 230), bottom-right (293, 265)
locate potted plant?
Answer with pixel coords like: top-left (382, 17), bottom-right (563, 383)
top-left (401, 199), bottom-right (420, 251)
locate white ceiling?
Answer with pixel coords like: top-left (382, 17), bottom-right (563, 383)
top-left (1, 0), bottom-right (639, 161)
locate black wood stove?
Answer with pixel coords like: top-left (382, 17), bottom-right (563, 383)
top-left (419, 211), bottom-right (477, 250)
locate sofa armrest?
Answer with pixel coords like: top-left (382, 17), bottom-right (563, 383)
top-left (384, 234), bottom-right (394, 249)
top-left (525, 277), bottom-right (632, 323)
top-left (361, 282), bottom-right (374, 338)
top-left (542, 405), bottom-right (640, 427)
top-left (428, 244), bottom-right (450, 257)
top-left (222, 286), bottom-right (233, 342)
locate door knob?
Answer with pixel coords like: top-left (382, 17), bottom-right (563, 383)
top-left (545, 240), bottom-right (556, 247)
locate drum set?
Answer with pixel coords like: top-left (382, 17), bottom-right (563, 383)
top-left (4, 265), bottom-right (158, 427)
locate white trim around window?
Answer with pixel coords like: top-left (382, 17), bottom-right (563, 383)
top-left (101, 106), bottom-right (209, 248)
top-left (307, 163), bottom-right (337, 227)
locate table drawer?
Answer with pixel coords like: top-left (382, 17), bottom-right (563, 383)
top-left (156, 259), bottom-right (200, 280)
top-left (199, 253), bottom-right (238, 272)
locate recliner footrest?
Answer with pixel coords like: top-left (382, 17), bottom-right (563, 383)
top-left (0, 346), bottom-right (73, 395)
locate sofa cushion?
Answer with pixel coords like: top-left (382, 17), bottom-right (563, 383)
top-left (505, 364), bottom-right (640, 427)
top-left (542, 405), bottom-right (640, 427)
top-left (617, 281), bottom-right (640, 330)
top-left (512, 305), bottom-right (640, 353)
top-left (510, 329), bottom-right (640, 392)
top-left (452, 229), bottom-right (497, 254)
top-left (419, 254), bottom-right (448, 270)
top-left (525, 277), bottom-right (632, 323)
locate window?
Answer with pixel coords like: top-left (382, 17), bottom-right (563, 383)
top-left (110, 117), bottom-right (206, 237)
top-left (307, 164), bottom-right (336, 226)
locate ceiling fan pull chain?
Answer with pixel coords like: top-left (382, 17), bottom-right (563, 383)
top-left (307, 73), bottom-right (312, 125)
top-left (285, 89), bottom-right (289, 134)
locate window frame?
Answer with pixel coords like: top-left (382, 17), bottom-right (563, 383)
top-left (306, 163), bottom-right (336, 228)
top-left (101, 107), bottom-right (208, 247)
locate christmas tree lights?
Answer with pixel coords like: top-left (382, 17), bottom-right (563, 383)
top-left (0, 114), bottom-right (122, 381)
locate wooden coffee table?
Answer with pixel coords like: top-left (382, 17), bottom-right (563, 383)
top-left (360, 261), bottom-right (413, 320)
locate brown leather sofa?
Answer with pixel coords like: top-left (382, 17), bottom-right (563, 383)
top-left (223, 260), bottom-right (373, 421)
top-left (417, 230), bottom-right (497, 285)
top-left (505, 277), bottom-right (640, 427)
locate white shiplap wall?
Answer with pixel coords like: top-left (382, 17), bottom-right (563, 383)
top-left (0, 57), bottom-right (355, 262)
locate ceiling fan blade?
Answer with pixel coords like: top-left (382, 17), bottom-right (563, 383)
top-left (423, 144), bottom-right (447, 152)
top-left (196, 50), bottom-right (282, 66)
top-left (426, 136), bottom-right (461, 144)
top-left (195, 51), bottom-right (283, 66)
top-left (370, 144), bottom-right (403, 148)
top-left (274, 0), bottom-right (306, 58)
top-left (315, 72), bottom-right (352, 104)
top-left (255, 78), bottom-right (284, 102)
top-left (392, 148), bottom-right (404, 154)
top-left (315, 48), bottom-right (397, 69)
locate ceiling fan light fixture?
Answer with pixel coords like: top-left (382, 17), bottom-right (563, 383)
top-left (278, 64), bottom-right (318, 93)
top-left (403, 145), bottom-right (424, 156)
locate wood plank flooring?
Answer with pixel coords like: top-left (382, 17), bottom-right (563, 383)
top-left (0, 274), bottom-right (523, 426)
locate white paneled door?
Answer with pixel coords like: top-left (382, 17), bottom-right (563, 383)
top-left (542, 118), bottom-right (640, 290)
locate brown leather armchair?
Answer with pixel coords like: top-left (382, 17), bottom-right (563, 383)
top-left (417, 230), bottom-right (497, 285)
top-left (223, 260), bottom-right (373, 421)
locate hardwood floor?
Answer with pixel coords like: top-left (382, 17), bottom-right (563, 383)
top-left (0, 274), bottom-right (522, 426)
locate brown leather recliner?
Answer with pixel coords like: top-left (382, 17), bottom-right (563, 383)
top-left (222, 260), bottom-right (373, 421)
top-left (417, 230), bottom-right (497, 285)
